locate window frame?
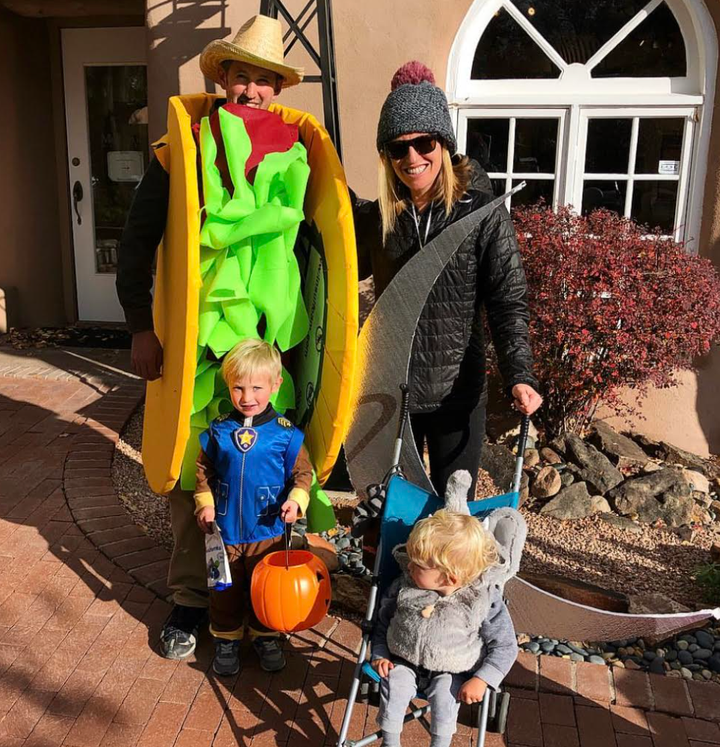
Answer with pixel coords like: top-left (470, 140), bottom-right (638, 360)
top-left (457, 108), bottom-right (568, 209)
top-left (447, 0), bottom-right (717, 249)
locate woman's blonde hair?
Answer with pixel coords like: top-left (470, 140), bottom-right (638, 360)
top-left (221, 338), bottom-right (281, 385)
top-left (406, 509), bottom-right (499, 587)
top-left (378, 145), bottom-right (472, 240)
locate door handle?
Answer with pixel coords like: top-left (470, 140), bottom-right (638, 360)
top-left (72, 181), bottom-right (84, 226)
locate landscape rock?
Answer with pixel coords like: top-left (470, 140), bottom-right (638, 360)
top-left (626, 593), bottom-right (691, 615)
top-left (590, 496), bottom-right (612, 513)
top-left (531, 466), bottom-right (562, 499)
top-left (560, 471), bottom-right (575, 488)
top-left (540, 482), bottom-right (608, 520)
top-left (598, 513), bottom-right (643, 534)
top-left (642, 462), bottom-right (663, 474)
top-left (524, 449), bottom-right (541, 469)
top-left (657, 441), bottom-right (715, 477)
top-left (626, 432), bottom-right (662, 458)
top-left (682, 469), bottom-right (711, 494)
top-left (540, 447), bottom-right (563, 465)
top-left (562, 434), bottom-right (623, 495)
top-left (608, 468), bottom-right (694, 527)
top-left (589, 421), bottom-right (650, 469)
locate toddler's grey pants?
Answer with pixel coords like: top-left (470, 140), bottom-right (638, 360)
top-left (378, 662), bottom-right (466, 747)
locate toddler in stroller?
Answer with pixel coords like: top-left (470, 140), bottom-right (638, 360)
top-left (371, 471), bottom-right (525, 747)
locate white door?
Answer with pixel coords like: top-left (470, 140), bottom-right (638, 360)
top-left (62, 27), bottom-right (148, 322)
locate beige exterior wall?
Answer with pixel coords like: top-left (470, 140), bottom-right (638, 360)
top-left (0, 7), bottom-right (65, 327)
top-left (145, 0), bottom-right (720, 455)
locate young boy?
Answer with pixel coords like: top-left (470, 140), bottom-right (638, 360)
top-left (194, 338), bottom-right (312, 675)
top-left (372, 504), bottom-right (523, 747)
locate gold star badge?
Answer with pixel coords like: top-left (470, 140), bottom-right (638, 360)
top-left (239, 431), bottom-right (254, 446)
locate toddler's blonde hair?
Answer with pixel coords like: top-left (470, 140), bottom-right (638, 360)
top-left (221, 338), bottom-right (281, 386)
top-left (406, 509), bottom-right (499, 587)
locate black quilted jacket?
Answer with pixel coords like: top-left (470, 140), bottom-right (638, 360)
top-left (354, 187), bottom-right (538, 413)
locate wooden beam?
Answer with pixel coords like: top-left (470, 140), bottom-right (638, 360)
top-left (0, 0), bottom-right (143, 17)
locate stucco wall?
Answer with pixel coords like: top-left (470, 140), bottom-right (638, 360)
top-left (144, 0), bottom-right (720, 455)
top-left (0, 7), bottom-right (64, 327)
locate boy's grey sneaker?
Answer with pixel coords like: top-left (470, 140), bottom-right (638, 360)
top-left (160, 605), bottom-right (207, 660)
top-left (253, 637), bottom-right (286, 672)
top-left (213, 639), bottom-right (241, 676)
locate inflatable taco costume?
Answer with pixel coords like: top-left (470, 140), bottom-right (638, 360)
top-left (141, 93), bottom-right (358, 532)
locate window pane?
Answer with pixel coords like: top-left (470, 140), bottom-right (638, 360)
top-left (512, 179), bottom-right (554, 208)
top-left (585, 119), bottom-right (632, 174)
top-left (85, 65), bottom-right (148, 274)
top-left (631, 181), bottom-right (678, 232)
top-left (466, 119), bottom-right (510, 174)
top-left (593, 2), bottom-right (686, 78)
top-left (510, 0), bottom-right (651, 64)
top-left (635, 118), bottom-right (684, 174)
top-left (582, 180), bottom-right (628, 215)
top-left (514, 119), bottom-right (559, 173)
top-left (472, 8), bottom-right (562, 79)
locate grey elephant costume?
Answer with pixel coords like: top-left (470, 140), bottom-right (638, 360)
top-left (371, 471), bottom-right (526, 747)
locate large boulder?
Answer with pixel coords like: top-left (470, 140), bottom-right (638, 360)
top-left (539, 482), bottom-right (607, 520)
top-left (555, 434), bottom-right (624, 495)
top-left (657, 441), bottom-right (717, 478)
top-left (608, 468), bottom-right (694, 527)
top-left (588, 421), bottom-right (650, 470)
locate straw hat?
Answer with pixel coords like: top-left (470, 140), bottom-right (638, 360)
top-left (200, 15), bottom-right (304, 89)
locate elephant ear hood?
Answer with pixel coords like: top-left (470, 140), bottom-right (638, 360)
top-left (483, 508), bottom-right (527, 590)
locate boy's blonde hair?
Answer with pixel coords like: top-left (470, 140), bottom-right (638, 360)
top-left (406, 509), bottom-right (499, 587)
top-left (221, 338), bottom-right (281, 385)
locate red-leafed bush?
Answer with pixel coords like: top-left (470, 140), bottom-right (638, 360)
top-left (511, 205), bottom-right (720, 436)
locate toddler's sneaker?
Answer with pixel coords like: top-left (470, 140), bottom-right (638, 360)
top-left (213, 639), bottom-right (241, 676)
top-left (160, 605), bottom-right (207, 660)
top-left (253, 636), bottom-right (286, 672)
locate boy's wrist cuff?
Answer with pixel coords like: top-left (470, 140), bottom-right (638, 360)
top-left (194, 491), bottom-right (214, 514)
top-left (288, 487), bottom-right (309, 516)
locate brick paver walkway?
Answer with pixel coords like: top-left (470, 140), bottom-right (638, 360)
top-left (0, 349), bottom-right (719, 746)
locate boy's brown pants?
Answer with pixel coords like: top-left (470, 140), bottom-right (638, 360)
top-left (210, 536), bottom-right (285, 640)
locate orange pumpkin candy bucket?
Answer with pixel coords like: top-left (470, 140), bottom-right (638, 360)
top-left (251, 546), bottom-right (332, 634)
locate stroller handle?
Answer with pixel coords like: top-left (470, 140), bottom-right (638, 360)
top-left (390, 384), bottom-right (411, 470)
top-left (511, 414), bottom-right (531, 495)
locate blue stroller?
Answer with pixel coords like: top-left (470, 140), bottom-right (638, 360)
top-left (336, 386), bottom-right (530, 747)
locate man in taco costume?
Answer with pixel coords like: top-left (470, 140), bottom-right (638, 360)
top-left (116, 15), bottom-right (357, 662)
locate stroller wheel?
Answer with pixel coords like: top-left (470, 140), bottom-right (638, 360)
top-left (487, 691), bottom-right (510, 734)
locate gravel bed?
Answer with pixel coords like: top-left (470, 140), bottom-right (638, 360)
top-left (113, 406), bottom-right (172, 552)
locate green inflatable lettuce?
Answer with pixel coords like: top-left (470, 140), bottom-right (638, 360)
top-left (180, 107), bottom-right (335, 532)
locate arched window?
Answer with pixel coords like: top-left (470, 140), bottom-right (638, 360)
top-left (447, 0), bottom-right (717, 243)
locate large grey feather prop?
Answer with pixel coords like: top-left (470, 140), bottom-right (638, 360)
top-left (345, 186), bottom-right (524, 496)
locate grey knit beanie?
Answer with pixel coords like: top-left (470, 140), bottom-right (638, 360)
top-left (376, 62), bottom-right (457, 155)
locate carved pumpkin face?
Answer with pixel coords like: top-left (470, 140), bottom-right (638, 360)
top-left (251, 550), bottom-right (332, 633)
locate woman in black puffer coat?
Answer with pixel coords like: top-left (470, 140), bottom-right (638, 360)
top-left (353, 62), bottom-right (542, 497)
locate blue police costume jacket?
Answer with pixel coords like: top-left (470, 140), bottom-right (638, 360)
top-left (197, 407), bottom-right (305, 545)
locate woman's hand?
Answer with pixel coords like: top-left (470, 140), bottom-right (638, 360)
top-left (280, 500), bottom-right (300, 524)
top-left (512, 384), bottom-right (543, 415)
top-left (371, 658), bottom-right (395, 678)
top-left (457, 676), bottom-right (487, 704)
top-left (196, 506), bottom-right (215, 534)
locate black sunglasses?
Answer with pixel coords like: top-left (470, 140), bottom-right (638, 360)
top-left (385, 135), bottom-right (440, 160)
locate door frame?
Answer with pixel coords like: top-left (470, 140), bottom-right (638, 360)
top-left (61, 26), bottom-right (147, 323)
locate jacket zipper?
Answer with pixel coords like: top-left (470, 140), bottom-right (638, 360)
top-left (239, 415), bottom-right (253, 540)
